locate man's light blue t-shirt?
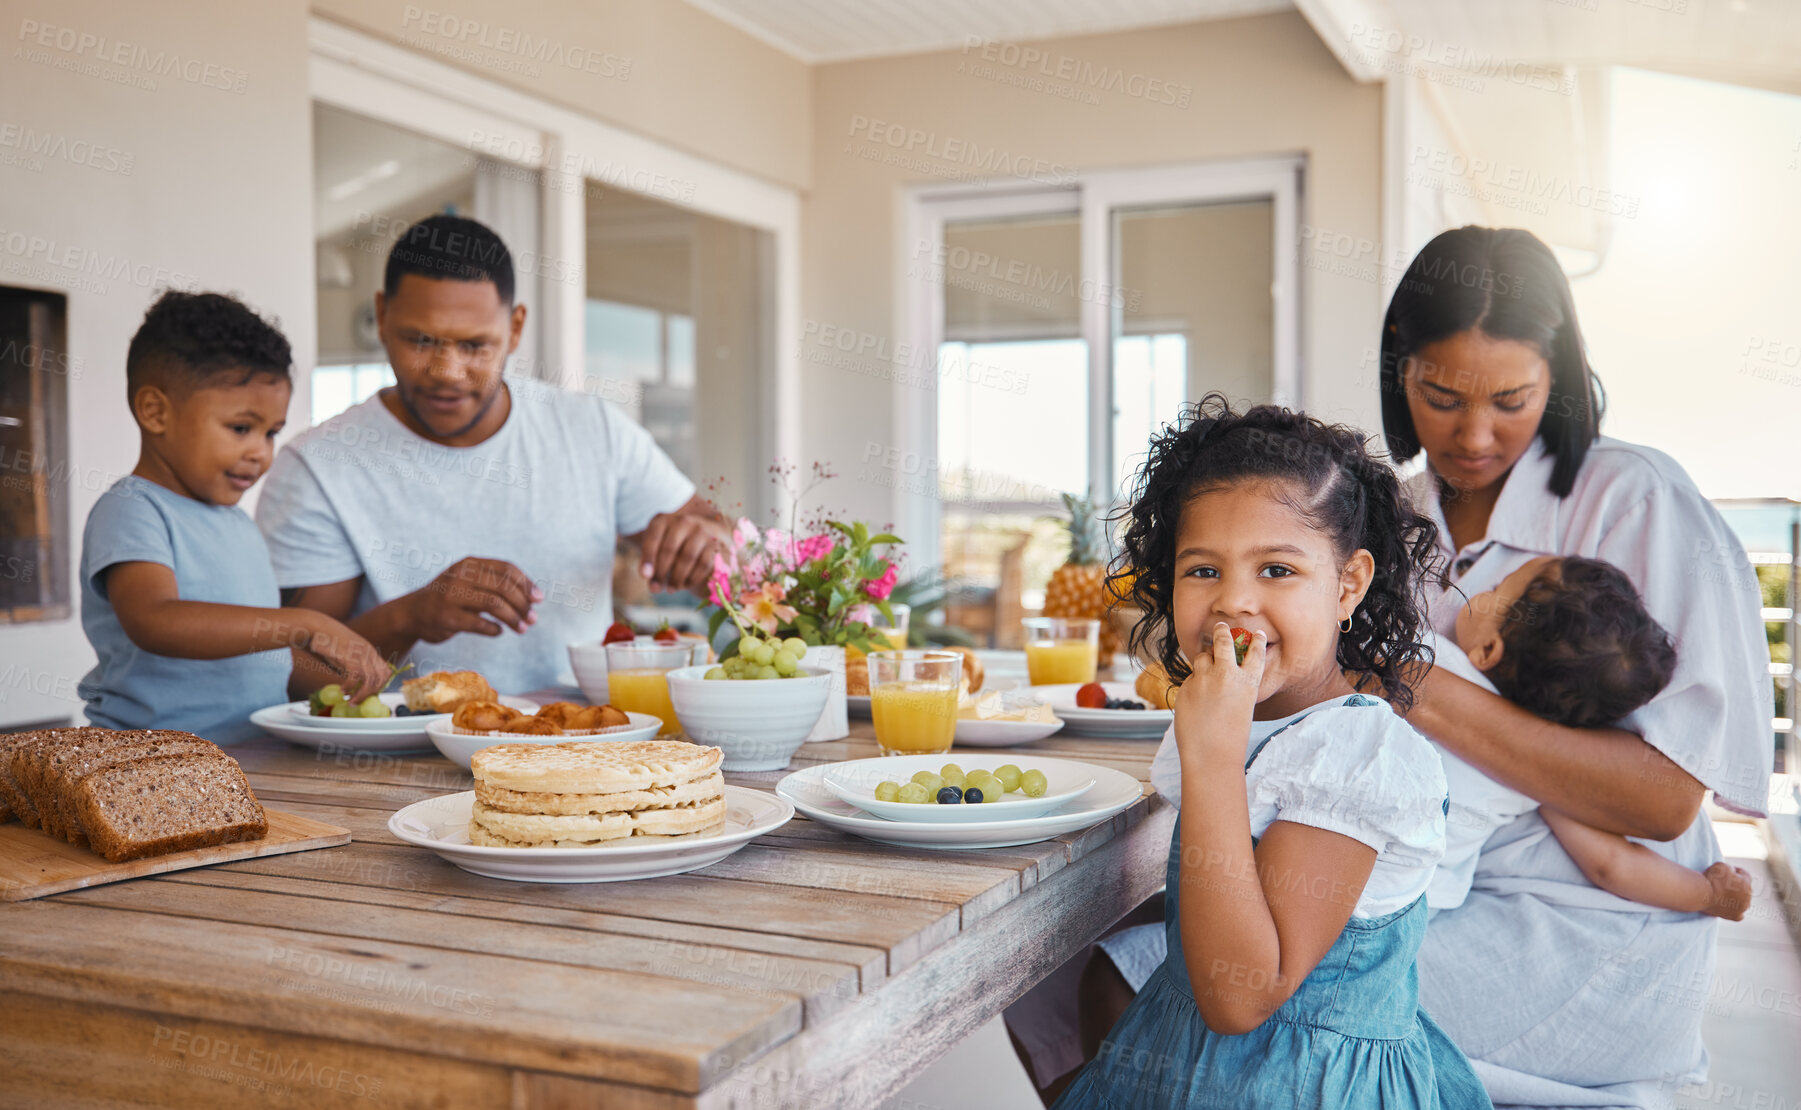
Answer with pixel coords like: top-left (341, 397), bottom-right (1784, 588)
top-left (78, 475), bottom-right (291, 743)
top-left (255, 385), bottom-right (694, 694)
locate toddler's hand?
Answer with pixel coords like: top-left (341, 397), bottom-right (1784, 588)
top-left (1701, 861), bottom-right (1752, 921)
top-left (305, 620), bottom-right (392, 703)
top-left (1172, 622), bottom-right (1266, 760)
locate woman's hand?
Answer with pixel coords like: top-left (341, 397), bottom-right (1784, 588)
top-left (1173, 623), bottom-right (1267, 762)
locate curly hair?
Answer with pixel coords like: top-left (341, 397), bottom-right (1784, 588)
top-left (125, 290), bottom-right (292, 400)
top-left (1485, 556), bottom-right (1676, 729)
top-left (1113, 394), bottom-right (1442, 712)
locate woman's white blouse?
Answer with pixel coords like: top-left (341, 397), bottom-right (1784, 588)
top-left (1410, 436), bottom-right (1773, 817)
top-left (1150, 696), bottom-right (1449, 918)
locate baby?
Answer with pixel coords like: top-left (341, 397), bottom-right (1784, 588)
top-left (1432, 554), bottom-right (1751, 919)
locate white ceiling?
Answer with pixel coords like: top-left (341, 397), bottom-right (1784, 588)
top-left (680, 0), bottom-right (1294, 63)
top-left (313, 103), bottom-right (476, 242)
top-left (684, 0), bottom-right (1801, 93)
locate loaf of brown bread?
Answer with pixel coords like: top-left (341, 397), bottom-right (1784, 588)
top-left (0, 726), bottom-right (267, 861)
top-left (74, 751), bottom-right (267, 862)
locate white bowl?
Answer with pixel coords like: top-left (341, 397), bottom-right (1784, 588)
top-left (567, 641), bottom-right (612, 705)
top-left (424, 712), bottom-right (663, 770)
top-left (665, 664), bottom-right (832, 771)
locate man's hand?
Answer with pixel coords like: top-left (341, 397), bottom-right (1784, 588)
top-left (403, 556), bottom-right (542, 643)
top-left (638, 509), bottom-right (730, 593)
top-left (1702, 861), bottom-right (1753, 921)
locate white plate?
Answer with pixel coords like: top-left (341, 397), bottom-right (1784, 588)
top-left (424, 712), bottom-right (664, 770)
top-left (1031, 682), bottom-right (1172, 738)
top-left (822, 755), bottom-right (1094, 822)
top-left (252, 696), bottom-right (538, 752)
top-left (848, 694), bottom-right (872, 718)
top-left (387, 785), bottom-right (792, 883)
top-left (954, 716), bottom-right (1064, 746)
top-left (776, 760), bottom-right (1143, 850)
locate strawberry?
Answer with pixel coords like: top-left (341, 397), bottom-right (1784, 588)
top-left (602, 620), bottom-right (636, 646)
top-left (1075, 682), bottom-right (1108, 709)
top-left (653, 622), bottom-right (680, 644)
top-left (1231, 627), bottom-right (1253, 666)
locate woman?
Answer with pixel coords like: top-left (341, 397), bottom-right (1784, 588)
top-left (1380, 225), bottom-right (1771, 1104)
top-left (1069, 226), bottom-right (1772, 1106)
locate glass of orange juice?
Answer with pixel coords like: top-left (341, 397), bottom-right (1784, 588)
top-left (869, 649), bottom-right (962, 758)
top-left (1022, 617), bottom-right (1100, 685)
top-left (604, 642), bottom-right (690, 736)
top-left (869, 602), bottom-right (910, 651)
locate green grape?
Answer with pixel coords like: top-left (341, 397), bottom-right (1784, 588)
top-left (994, 764), bottom-right (1023, 793)
top-left (753, 665), bottom-right (777, 680)
top-left (318, 683), bottom-right (345, 706)
top-left (704, 666), bottom-right (728, 680)
top-left (897, 782), bottom-right (930, 804)
top-left (874, 781), bottom-right (901, 802)
top-left (1020, 769), bottom-right (1049, 798)
top-left (772, 650), bottom-right (798, 676)
top-left (966, 772), bottom-right (1003, 801)
top-left (356, 695), bottom-right (390, 718)
top-left (910, 770), bottom-right (944, 793)
top-left (783, 637), bottom-right (808, 659)
top-left (751, 641), bottom-right (776, 666)
top-left (939, 763), bottom-right (965, 789)
top-left (330, 702), bottom-right (352, 718)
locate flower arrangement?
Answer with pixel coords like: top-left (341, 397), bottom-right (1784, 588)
top-left (704, 517), bottom-right (903, 658)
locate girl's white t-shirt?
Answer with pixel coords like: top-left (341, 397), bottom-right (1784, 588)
top-left (1150, 694), bottom-right (1449, 918)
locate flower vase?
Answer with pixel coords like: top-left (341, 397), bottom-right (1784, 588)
top-left (803, 644), bottom-right (849, 742)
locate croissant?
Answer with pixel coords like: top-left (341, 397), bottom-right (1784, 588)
top-left (532, 702), bottom-right (589, 728)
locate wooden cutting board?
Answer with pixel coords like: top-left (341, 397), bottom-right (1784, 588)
top-left (0, 809), bottom-right (350, 901)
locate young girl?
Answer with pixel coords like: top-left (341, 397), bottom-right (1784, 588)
top-left (1054, 397), bottom-right (1490, 1109)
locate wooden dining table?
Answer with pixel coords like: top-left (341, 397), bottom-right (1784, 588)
top-left (0, 658), bottom-right (1173, 1109)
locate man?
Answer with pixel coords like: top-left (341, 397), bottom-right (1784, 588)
top-left (257, 214), bottom-right (726, 692)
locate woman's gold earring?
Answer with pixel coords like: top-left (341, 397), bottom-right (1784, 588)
top-left (1340, 615), bottom-right (1354, 632)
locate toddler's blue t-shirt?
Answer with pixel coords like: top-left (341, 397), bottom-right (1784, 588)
top-left (78, 475), bottom-right (290, 743)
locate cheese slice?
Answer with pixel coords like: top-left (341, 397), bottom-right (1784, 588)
top-left (957, 690), bottom-right (1057, 723)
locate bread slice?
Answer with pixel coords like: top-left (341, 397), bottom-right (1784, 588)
top-left (403, 671), bottom-right (498, 713)
top-left (0, 729), bottom-right (47, 826)
top-left (74, 751), bottom-right (267, 863)
top-left (470, 741), bottom-right (723, 794)
top-left (13, 728), bottom-right (140, 840)
top-left (42, 734), bottom-right (219, 846)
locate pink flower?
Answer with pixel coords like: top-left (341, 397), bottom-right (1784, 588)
top-left (795, 534), bottom-right (835, 563)
top-left (846, 603), bottom-right (876, 626)
top-left (731, 517), bottom-right (760, 550)
top-left (743, 582), bottom-right (798, 635)
top-left (865, 561), bottom-right (898, 601)
top-left (707, 552), bottom-right (736, 607)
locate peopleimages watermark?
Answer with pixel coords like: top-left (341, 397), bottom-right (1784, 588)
top-left (0, 227), bottom-right (200, 296)
top-left (399, 6), bottom-right (631, 80)
top-left (149, 1024), bottom-right (385, 1102)
top-left (799, 319), bottom-right (1029, 396)
top-left (1342, 22), bottom-right (1573, 96)
top-left (0, 122), bottom-right (133, 175)
top-left (908, 238), bottom-right (1142, 312)
top-left (350, 210), bottom-right (582, 289)
top-left (14, 19), bottom-right (248, 94)
top-left (956, 36), bottom-right (1191, 109)
top-left (844, 115), bottom-right (1075, 187)
top-left (1406, 145), bottom-right (1640, 219)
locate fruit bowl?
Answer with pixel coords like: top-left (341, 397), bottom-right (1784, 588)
top-left (665, 664), bottom-right (833, 771)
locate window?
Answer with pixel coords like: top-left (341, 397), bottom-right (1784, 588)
top-left (0, 287), bottom-right (70, 623)
top-left (310, 362), bottom-right (394, 425)
top-left (585, 298), bottom-right (698, 475)
top-left (903, 161), bottom-right (1298, 639)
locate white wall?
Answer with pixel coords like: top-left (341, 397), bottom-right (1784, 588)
top-left (0, 0), bottom-right (315, 726)
top-left (801, 11), bottom-right (1384, 529)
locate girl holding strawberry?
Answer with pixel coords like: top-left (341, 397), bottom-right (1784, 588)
top-left (1053, 396), bottom-right (1488, 1109)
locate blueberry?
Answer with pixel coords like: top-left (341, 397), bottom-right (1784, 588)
top-left (1124, 702), bottom-right (1144, 711)
top-left (394, 705), bottom-right (413, 717)
top-left (936, 786), bottom-right (962, 805)
top-left (963, 787), bottom-right (984, 804)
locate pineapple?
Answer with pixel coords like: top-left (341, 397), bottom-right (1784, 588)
top-left (1042, 493), bottom-right (1122, 665)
